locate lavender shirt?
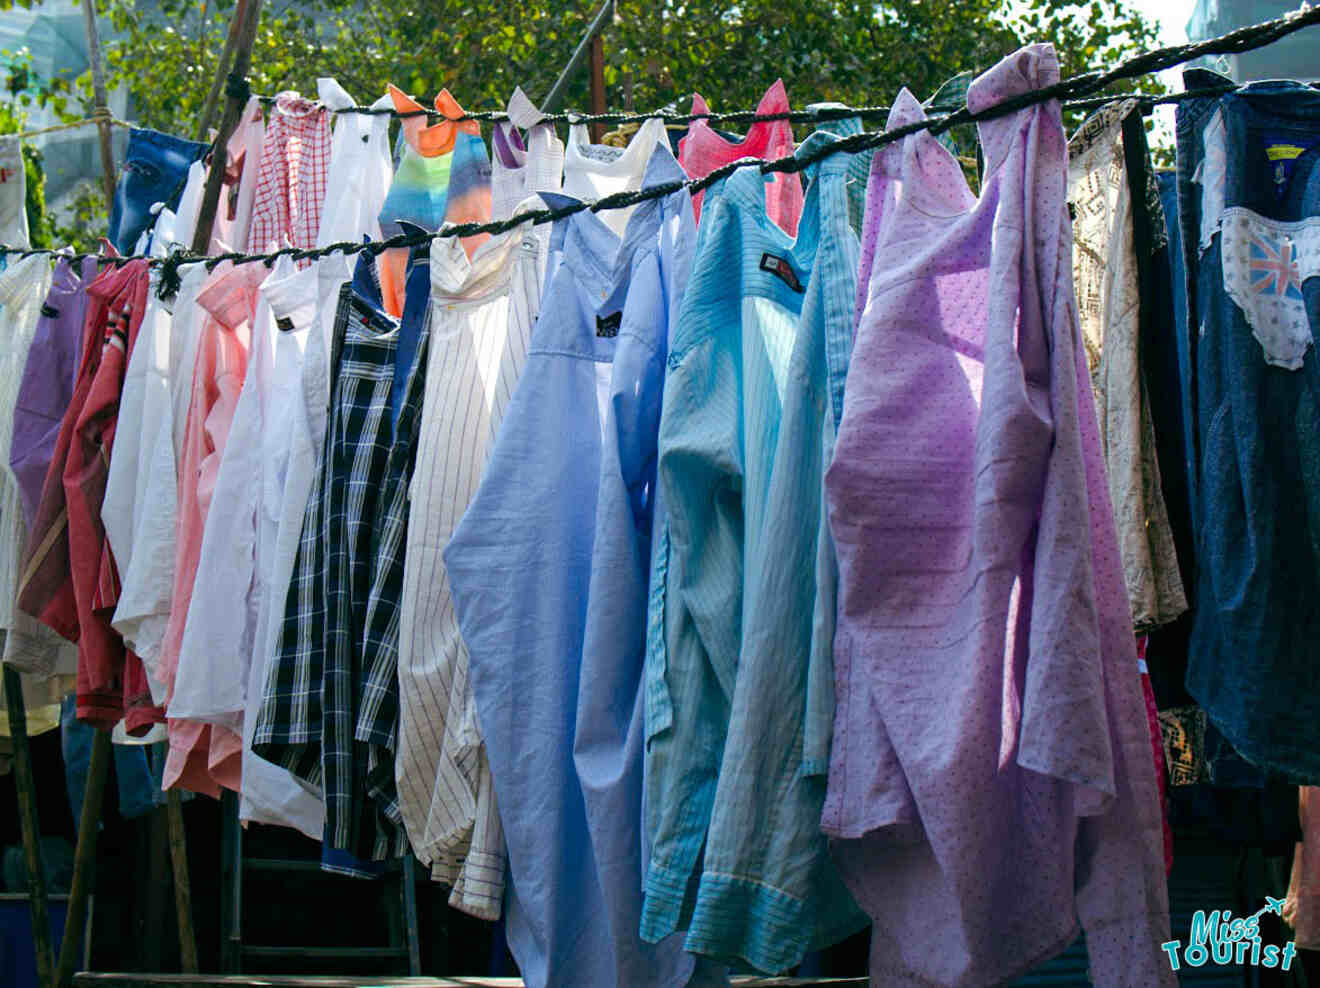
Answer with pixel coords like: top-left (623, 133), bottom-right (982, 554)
top-left (823, 46), bottom-right (1172, 987)
top-left (10, 257), bottom-right (93, 529)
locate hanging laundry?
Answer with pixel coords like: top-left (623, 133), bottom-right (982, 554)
top-left (201, 96), bottom-right (267, 253)
top-left (108, 129), bottom-right (207, 254)
top-left (351, 244), bottom-right (434, 865)
top-left (382, 111), bottom-right (562, 916)
top-left (0, 136), bottom-right (28, 248)
top-left (4, 256), bottom-right (88, 684)
top-left (229, 256), bottom-right (326, 838)
top-left (560, 116), bottom-right (670, 238)
top-left (640, 128), bottom-right (866, 974)
top-left (253, 247), bottom-right (428, 864)
top-left (391, 215), bottom-right (553, 917)
top-left (806, 105), bottom-right (873, 234)
top-left (821, 48), bottom-right (1172, 986)
top-left (9, 258), bottom-right (92, 532)
top-left (490, 87), bottom-right (565, 222)
top-left (1139, 161), bottom-right (1201, 715)
top-left (376, 86), bottom-right (492, 314)
top-left (244, 246), bottom-right (353, 839)
top-left (0, 254), bottom-right (55, 637)
top-left (18, 259), bottom-right (155, 733)
top-left (315, 79), bottom-right (393, 247)
top-left (444, 135), bottom-right (703, 988)
top-left (170, 256), bottom-right (331, 829)
top-left (1068, 99), bottom-right (1187, 630)
top-left (1176, 75), bottom-right (1320, 784)
top-left (100, 267), bottom-right (176, 717)
top-left (247, 92), bottom-right (332, 255)
top-left (160, 262), bottom-right (263, 795)
top-left (679, 79), bottom-right (802, 234)
top-left (110, 264), bottom-right (208, 692)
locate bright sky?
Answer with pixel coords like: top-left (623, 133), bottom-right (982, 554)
top-left (1122, 0), bottom-right (1197, 146)
top-left (1128, 0), bottom-right (1196, 47)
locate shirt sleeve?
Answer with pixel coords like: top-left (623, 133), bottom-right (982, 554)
top-left (658, 328), bottom-right (744, 706)
top-left (169, 345), bottom-right (261, 725)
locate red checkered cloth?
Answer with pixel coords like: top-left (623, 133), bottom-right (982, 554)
top-left (246, 92), bottom-right (332, 255)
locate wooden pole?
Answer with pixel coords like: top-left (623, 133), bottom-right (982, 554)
top-left (190, 0), bottom-right (264, 254)
top-left (54, 728), bottom-right (110, 988)
top-left (193, 0), bottom-right (248, 143)
top-left (3, 665), bottom-right (55, 988)
top-left (79, 0), bottom-right (117, 209)
top-left (541, 0), bottom-right (614, 114)
top-left (166, 792), bottom-right (197, 972)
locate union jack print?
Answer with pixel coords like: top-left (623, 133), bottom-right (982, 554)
top-left (1249, 232), bottom-right (1304, 300)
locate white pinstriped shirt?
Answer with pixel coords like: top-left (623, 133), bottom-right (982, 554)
top-left (395, 210), bottom-right (552, 919)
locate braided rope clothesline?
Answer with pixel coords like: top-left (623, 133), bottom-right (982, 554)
top-left (3, 0), bottom-right (1318, 294)
top-left (2, 108), bottom-right (135, 143)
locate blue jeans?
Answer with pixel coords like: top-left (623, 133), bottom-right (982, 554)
top-left (107, 129), bottom-right (205, 254)
top-left (1176, 75), bottom-right (1320, 783)
top-left (60, 694), bottom-right (159, 824)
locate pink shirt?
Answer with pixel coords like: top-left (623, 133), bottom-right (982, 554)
top-left (161, 263), bottom-right (262, 795)
top-left (823, 46), bottom-right (1172, 987)
top-left (678, 79), bottom-right (802, 234)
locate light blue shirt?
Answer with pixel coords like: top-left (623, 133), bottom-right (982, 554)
top-left (444, 144), bottom-right (718, 988)
top-left (641, 133), bottom-right (866, 973)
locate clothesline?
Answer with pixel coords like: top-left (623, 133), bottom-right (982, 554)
top-left (1, 1), bottom-right (1316, 286)
top-left (2, 109), bottom-right (135, 143)
top-left (257, 85), bottom-right (1239, 127)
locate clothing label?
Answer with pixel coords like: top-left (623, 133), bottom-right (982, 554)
top-left (276, 316), bottom-right (296, 333)
top-left (1266, 144), bottom-right (1307, 162)
top-left (596, 311), bottom-right (622, 337)
top-left (760, 252), bottom-right (804, 292)
top-left (577, 142), bottom-right (624, 164)
top-left (1263, 132), bottom-right (1320, 191)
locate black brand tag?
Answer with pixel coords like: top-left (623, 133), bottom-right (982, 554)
top-left (41, 304), bottom-right (59, 319)
top-left (760, 252), bottom-right (803, 292)
top-left (596, 311), bottom-right (622, 338)
top-left (276, 316), bottom-right (296, 333)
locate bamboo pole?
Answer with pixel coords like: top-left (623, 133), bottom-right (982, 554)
top-left (79, 0), bottom-right (117, 209)
top-left (166, 793), bottom-right (197, 972)
top-left (541, 0), bottom-right (614, 114)
top-left (3, 665), bottom-right (55, 988)
top-left (193, 0), bottom-right (248, 143)
top-left (54, 728), bottom-right (110, 988)
top-left (190, 0), bottom-right (264, 254)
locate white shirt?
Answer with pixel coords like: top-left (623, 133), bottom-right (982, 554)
top-left (562, 116), bottom-right (667, 237)
top-left (316, 79), bottom-right (393, 247)
top-left (164, 255), bottom-right (324, 838)
top-left (111, 264), bottom-right (210, 682)
top-left (0, 137), bottom-right (29, 249)
top-left (491, 87), bottom-right (565, 221)
top-left (396, 206), bottom-right (553, 920)
top-left (244, 250), bottom-right (352, 833)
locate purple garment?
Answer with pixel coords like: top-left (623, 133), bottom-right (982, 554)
top-left (823, 46), bottom-right (1172, 987)
top-left (11, 257), bottom-right (93, 529)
